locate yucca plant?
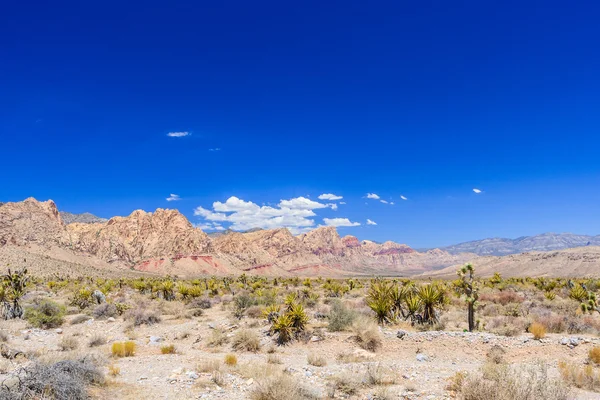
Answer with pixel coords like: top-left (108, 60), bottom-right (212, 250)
top-left (389, 284), bottom-right (412, 320)
top-left (416, 284), bottom-right (444, 324)
top-left (1, 267), bottom-right (29, 319)
top-left (569, 285), bottom-right (589, 303)
top-left (263, 304), bottom-right (281, 323)
top-left (161, 280), bottom-right (175, 301)
top-left (286, 302), bottom-right (308, 331)
top-left (366, 280), bottom-right (393, 324)
top-left (271, 314), bottom-right (295, 345)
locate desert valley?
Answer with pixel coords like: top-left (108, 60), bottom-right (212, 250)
top-left (0, 199), bottom-right (599, 399)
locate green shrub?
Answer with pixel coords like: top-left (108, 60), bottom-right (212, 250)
top-left (24, 299), bottom-right (66, 329)
top-left (328, 300), bottom-right (356, 332)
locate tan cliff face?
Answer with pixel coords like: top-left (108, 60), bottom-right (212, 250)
top-left (0, 198), bottom-right (474, 277)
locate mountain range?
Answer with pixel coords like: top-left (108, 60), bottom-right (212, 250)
top-left (2, 198), bottom-right (600, 278)
top-left (0, 198), bottom-right (472, 277)
top-left (437, 233), bottom-right (600, 256)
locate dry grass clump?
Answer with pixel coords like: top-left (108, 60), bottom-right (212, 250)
top-left (160, 344), bottom-right (176, 354)
top-left (307, 353), bottom-right (327, 367)
top-left (59, 336), bottom-right (79, 351)
top-left (486, 345), bottom-right (506, 364)
top-left (267, 354), bottom-right (282, 364)
top-left (70, 314), bottom-right (91, 325)
top-left (88, 334), bottom-right (106, 348)
top-left (93, 303), bottom-right (117, 319)
top-left (364, 363), bottom-right (396, 386)
top-left (460, 362), bottom-right (570, 400)
top-left (559, 361), bottom-right (600, 391)
top-left (224, 353), bottom-right (237, 366)
top-left (197, 359), bottom-right (221, 373)
top-left (352, 318), bottom-right (382, 352)
top-left (231, 329), bottom-right (261, 352)
top-left (206, 328), bottom-right (229, 347)
top-left (529, 322), bottom-right (546, 340)
top-left (108, 364), bottom-right (120, 377)
top-left (589, 347), bottom-right (600, 365)
top-left (328, 373), bottom-right (361, 396)
top-left (112, 341), bottom-right (136, 357)
top-left (250, 372), bottom-right (317, 400)
top-left (246, 306), bottom-right (264, 319)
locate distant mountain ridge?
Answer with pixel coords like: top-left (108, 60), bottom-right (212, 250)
top-left (439, 233), bottom-right (600, 256)
top-left (60, 211), bottom-right (107, 224)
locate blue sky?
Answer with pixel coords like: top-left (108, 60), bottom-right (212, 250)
top-left (2, 1), bottom-right (600, 248)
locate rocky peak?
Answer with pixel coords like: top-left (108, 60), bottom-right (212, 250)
top-left (0, 197), bottom-right (67, 246)
top-left (342, 235), bottom-right (361, 248)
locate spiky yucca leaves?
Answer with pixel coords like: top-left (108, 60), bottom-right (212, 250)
top-left (389, 284), bottom-right (412, 320)
top-left (161, 280), bottom-right (175, 301)
top-left (286, 302), bottom-right (308, 331)
top-left (271, 314), bottom-right (294, 344)
top-left (416, 284), bottom-right (444, 324)
top-left (570, 285), bottom-right (589, 303)
top-left (1, 267), bottom-right (29, 319)
top-left (366, 280), bottom-right (394, 324)
top-left (263, 304), bottom-right (281, 323)
top-left (303, 278), bottom-right (312, 288)
top-left (284, 293), bottom-right (298, 310)
top-left (71, 287), bottom-right (93, 309)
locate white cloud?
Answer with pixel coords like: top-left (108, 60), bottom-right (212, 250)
top-left (166, 194), bottom-right (181, 201)
top-left (390, 202), bottom-right (395, 205)
top-left (366, 219), bottom-right (377, 225)
top-left (366, 193), bottom-right (380, 199)
top-left (167, 131), bottom-right (190, 138)
top-left (400, 195), bottom-right (408, 201)
top-left (323, 218), bottom-right (361, 227)
top-left (278, 197), bottom-right (328, 210)
top-left (339, 201), bottom-right (346, 205)
top-left (380, 200), bottom-right (389, 204)
top-left (473, 188), bottom-right (482, 194)
top-left (209, 148), bottom-right (221, 151)
top-left (195, 196), bottom-right (346, 234)
top-left (318, 193), bottom-right (343, 201)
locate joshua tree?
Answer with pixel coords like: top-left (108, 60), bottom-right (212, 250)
top-left (1, 267), bottom-right (29, 319)
top-left (456, 263), bottom-right (478, 332)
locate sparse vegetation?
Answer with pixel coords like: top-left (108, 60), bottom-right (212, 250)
top-left (24, 299), bottom-right (65, 328)
top-left (529, 322), bottom-right (546, 340)
top-left (224, 353), bottom-right (238, 366)
top-left (112, 341), bottom-right (136, 357)
top-left (232, 329), bottom-right (261, 352)
top-left (160, 344), bottom-right (176, 354)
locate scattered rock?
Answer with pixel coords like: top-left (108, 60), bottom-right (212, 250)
top-left (55, 329), bottom-right (63, 334)
top-left (149, 336), bottom-right (164, 344)
top-left (397, 330), bottom-right (408, 339)
top-left (416, 354), bottom-right (429, 362)
top-left (107, 317), bottom-right (115, 323)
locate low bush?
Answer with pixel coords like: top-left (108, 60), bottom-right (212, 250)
top-left (529, 322), bottom-right (546, 340)
top-left (89, 334), bottom-right (106, 348)
top-left (559, 361), bottom-right (600, 391)
top-left (231, 329), bottom-right (261, 352)
top-left (590, 347), bottom-right (600, 365)
top-left (0, 357), bottom-right (104, 399)
top-left (352, 318), bottom-right (382, 352)
top-left (24, 299), bottom-right (65, 329)
top-left (160, 344), bottom-right (176, 354)
top-left (125, 308), bottom-right (161, 326)
top-left (327, 300), bottom-right (356, 332)
top-left (112, 341), bottom-right (136, 357)
top-left (59, 336), bottom-right (79, 351)
top-left (93, 303), bottom-right (117, 320)
top-left (307, 353), bottom-right (327, 367)
top-left (460, 362), bottom-right (570, 400)
top-left (224, 353), bottom-right (237, 366)
top-left (206, 328), bottom-right (228, 347)
top-left (251, 372), bottom-right (317, 400)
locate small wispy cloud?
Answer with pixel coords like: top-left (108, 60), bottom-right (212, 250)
top-left (366, 219), bottom-right (377, 225)
top-left (366, 193), bottom-right (380, 200)
top-left (209, 148), bottom-right (221, 151)
top-left (339, 201), bottom-right (346, 205)
top-left (380, 200), bottom-right (389, 204)
top-left (473, 188), bottom-right (482, 194)
top-left (329, 204), bottom-right (338, 211)
top-left (167, 131), bottom-right (191, 138)
top-left (400, 195), bottom-right (408, 201)
top-left (323, 218), bottom-right (361, 227)
top-left (166, 194), bottom-right (181, 201)
top-left (318, 193), bottom-right (343, 201)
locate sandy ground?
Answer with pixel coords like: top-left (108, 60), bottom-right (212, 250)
top-left (1, 305), bottom-right (600, 400)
